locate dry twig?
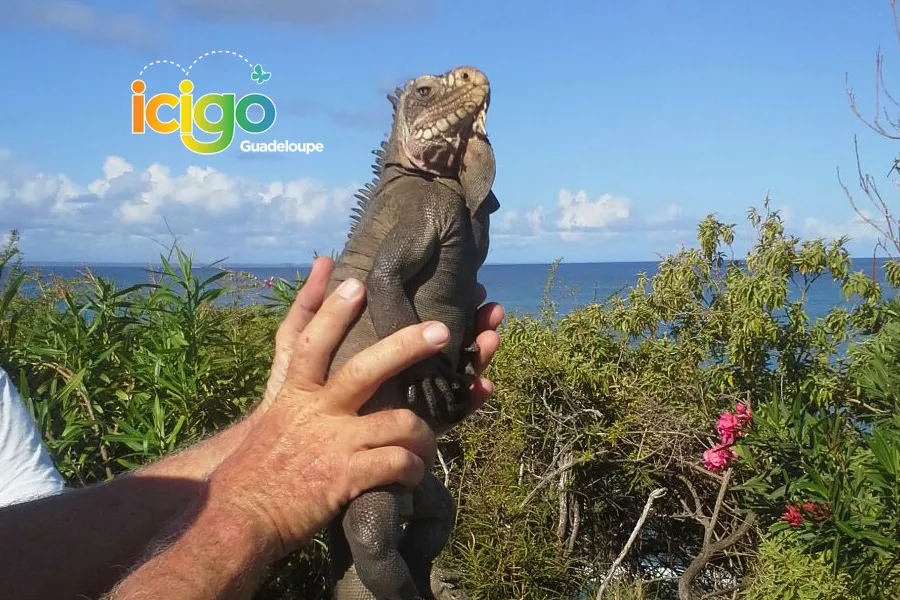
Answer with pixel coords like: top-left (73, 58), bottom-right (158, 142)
top-left (595, 487), bottom-right (667, 599)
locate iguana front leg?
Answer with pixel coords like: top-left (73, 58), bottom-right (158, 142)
top-left (366, 215), bottom-right (436, 333)
top-left (365, 209), bottom-right (466, 422)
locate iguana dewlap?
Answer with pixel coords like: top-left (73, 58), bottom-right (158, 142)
top-left (323, 66), bottom-right (499, 600)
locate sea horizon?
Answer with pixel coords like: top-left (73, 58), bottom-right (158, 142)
top-left (16, 255), bottom-right (898, 268)
top-left (13, 258), bottom-right (896, 320)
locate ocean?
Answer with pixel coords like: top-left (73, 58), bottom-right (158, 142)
top-left (16, 258), bottom-right (896, 320)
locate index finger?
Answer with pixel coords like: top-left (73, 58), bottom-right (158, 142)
top-left (277, 256), bottom-right (334, 342)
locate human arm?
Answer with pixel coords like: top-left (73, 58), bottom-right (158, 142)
top-left (0, 395), bottom-right (265, 600)
top-left (0, 258), bottom-right (337, 600)
top-left (106, 277), bottom-right (446, 599)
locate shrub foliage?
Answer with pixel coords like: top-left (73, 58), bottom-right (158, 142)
top-left (1, 199), bottom-right (899, 599)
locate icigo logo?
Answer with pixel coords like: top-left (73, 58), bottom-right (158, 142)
top-left (131, 50), bottom-right (276, 155)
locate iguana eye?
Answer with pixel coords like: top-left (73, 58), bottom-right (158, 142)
top-left (416, 86), bottom-right (431, 98)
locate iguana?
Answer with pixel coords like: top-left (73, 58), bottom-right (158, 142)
top-left (323, 66), bottom-right (499, 600)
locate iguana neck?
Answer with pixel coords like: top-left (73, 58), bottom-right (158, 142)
top-left (380, 130), bottom-right (499, 218)
top-left (381, 120), bottom-right (453, 178)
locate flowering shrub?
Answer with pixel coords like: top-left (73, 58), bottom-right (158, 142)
top-left (702, 402), bottom-right (752, 472)
top-left (780, 504), bottom-right (803, 527)
top-left (780, 500), bottom-right (831, 527)
top-left (730, 383), bottom-right (900, 598)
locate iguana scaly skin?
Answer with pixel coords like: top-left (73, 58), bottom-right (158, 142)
top-left (323, 66), bottom-right (499, 600)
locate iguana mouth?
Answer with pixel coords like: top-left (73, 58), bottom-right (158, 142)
top-left (411, 76), bottom-right (490, 143)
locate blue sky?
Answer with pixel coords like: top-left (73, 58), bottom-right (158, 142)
top-left (1, 0), bottom-right (899, 265)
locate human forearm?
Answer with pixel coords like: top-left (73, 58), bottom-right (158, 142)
top-left (0, 415), bottom-right (258, 600)
top-left (0, 473), bottom-right (205, 600)
top-left (106, 493), bottom-right (273, 600)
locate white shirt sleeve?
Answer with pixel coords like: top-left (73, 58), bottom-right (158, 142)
top-left (0, 367), bottom-right (65, 507)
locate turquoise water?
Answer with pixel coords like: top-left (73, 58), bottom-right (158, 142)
top-left (18, 259), bottom-right (895, 319)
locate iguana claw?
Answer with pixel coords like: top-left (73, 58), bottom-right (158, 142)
top-left (403, 354), bottom-right (471, 425)
top-left (461, 342), bottom-right (479, 377)
top-left (430, 567), bottom-right (471, 600)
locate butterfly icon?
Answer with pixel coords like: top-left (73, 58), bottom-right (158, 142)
top-left (251, 64), bottom-right (271, 84)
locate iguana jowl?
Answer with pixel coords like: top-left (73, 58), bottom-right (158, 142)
top-left (323, 66), bottom-right (499, 599)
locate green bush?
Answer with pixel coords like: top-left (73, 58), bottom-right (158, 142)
top-left (742, 532), bottom-right (862, 600)
top-left (1, 199), bottom-right (898, 599)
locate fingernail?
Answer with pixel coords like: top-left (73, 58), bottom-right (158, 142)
top-left (337, 278), bottom-right (362, 299)
top-left (423, 322), bottom-right (449, 344)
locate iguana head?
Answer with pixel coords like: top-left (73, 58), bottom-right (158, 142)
top-left (386, 66), bottom-right (496, 212)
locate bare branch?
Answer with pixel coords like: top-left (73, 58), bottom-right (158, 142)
top-left (837, 138), bottom-right (900, 257)
top-left (701, 583), bottom-right (747, 599)
top-left (678, 479), bottom-right (757, 600)
top-left (566, 497), bottom-right (581, 558)
top-left (556, 450), bottom-right (572, 544)
top-left (436, 447), bottom-right (450, 488)
top-left (678, 511), bottom-right (756, 600)
top-left (595, 487), bottom-right (667, 600)
top-left (846, 52), bottom-right (900, 140)
top-left (704, 468), bottom-right (732, 547)
top-left (677, 474), bottom-right (705, 519)
top-left (519, 454), bottom-right (591, 510)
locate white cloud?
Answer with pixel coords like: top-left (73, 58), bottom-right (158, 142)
top-left (525, 206), bottom-right (546, 232)
top-left (647, 203), bottom-right (682, 225)
top-left (88, 157), bottom-right (133, 197)
top-left (0, 150), bottom-right (357, 260)
top-left (0, 156), bottom-right (706, 263)
top-left (490, 187), bottom-right (697, 248)
top-left (803, 211), bottom-right (883, 242)
top-left (556, 189), bottom-right (631, 231)
top-left (496, 206), bottom-right (546, 238)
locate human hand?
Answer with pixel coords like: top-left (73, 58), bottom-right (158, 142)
top-left (260, 256), bottom-right (504, 419)
top-left (207, 278), bottom-right (447, 559)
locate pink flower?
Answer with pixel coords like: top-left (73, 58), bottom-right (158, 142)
top-left (781, 504), bottom-right (804, 527)
top-left (700, 403), bottom-right (754, 472)
top-left (703, 443), bottom-right (736, 473)
top-left (735, 402), bottom-right (753, 426)
top-left (263, 276), bottom-right (275, 288)
top-left (717, 411), bottom-right (740, 441)
top-left (718, 429), bottom-right (735, 446)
